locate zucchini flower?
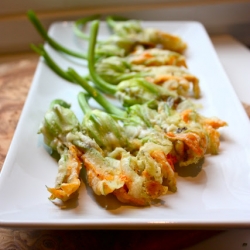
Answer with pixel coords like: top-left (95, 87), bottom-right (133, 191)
top-left (95, 35), bottom-right (136, 58)
top-left (154, 102), bottom-right (227, 166)
top-left (77, 92), bottom-right (129, 154)
top-left (38, 100), bottom-right (100, 201)
top-left (38, 100), bottom-right (80, 153)
top-left (124, 99), bottom-right (226, 167)
top-left (94, 56), bottom-right (146, 85)
top-left (111, 144), bottom-right (174, 206)
top-left (106, 17), bottom-right (143, 37)
top-left (128, 47), bottom-right (187, 67)
top-left (106, 16), bottom-right (187, 53)
top-left (132, 65), bottom-right (200, 98)
top-left (84, 144), bottom-right (174, 206)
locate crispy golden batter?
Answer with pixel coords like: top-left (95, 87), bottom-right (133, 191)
top-left (112, 149), bottom-right (170, 206)
top-left (165, 109), bottom-right (227, 166)
top-left (167, 131), bottom-right (208, 166)
top-left (82, 148), bottom-right (125, 196)
top-left (47, 145), bottom-right (83, 201)
top-left (150, 150), bottom-right (176, 192)
top-left (155, 29), bottom-right (187, 53)
top-left (81, 144), bottom-right (175, 206)
top-left (133, 65), bottom-right (200, 98)
top-left (140, 28), bottom-right (187, 53)
top-left (129, 48), bottom-right (187, 67)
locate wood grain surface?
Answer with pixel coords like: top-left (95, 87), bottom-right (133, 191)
top-left (0, 56), bottom-right (249, 250)
top-left (0, 57), bottom-right (38, 169)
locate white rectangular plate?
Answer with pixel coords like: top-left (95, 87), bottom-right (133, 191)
top-left (1, 20), bottom-right (250, 229)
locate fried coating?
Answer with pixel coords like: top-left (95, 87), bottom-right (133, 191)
top-left (128, 48), bottom-right (187, 67)
top-left (81, 141), bottom-right (176, 206)
top-left (47, 145), bottom-right (83, 201)
top-left (133, 65), bottom-right (200, 98)
top-left (165, 109), bottom-right (227, 166)
top-left (82, 148), bottom-right (125, 196)
top-left (150, 29), bottom-right (187, 53)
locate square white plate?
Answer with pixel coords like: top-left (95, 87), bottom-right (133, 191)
top-left (1, 20), bottom-right (250, 229)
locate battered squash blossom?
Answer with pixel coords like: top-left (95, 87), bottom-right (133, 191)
top-left (30, 11), bottom-right (227, 206)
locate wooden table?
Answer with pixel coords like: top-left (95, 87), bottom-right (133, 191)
top-left (0, 54), bottom-right (249, 249)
